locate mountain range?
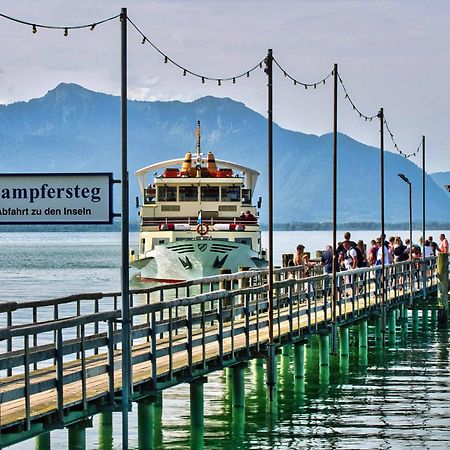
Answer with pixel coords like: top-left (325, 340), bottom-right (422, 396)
top-left (0, 83), bottom-right (449, 225)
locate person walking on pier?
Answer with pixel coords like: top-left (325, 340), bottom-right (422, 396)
top-left (321, 245), bottom-right (333, 292)
top-left (440, 233), bottom-right (449, 253)
top-left (368, 239), bottom-right (378, 266)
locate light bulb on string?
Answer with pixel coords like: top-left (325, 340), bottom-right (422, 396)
top-left (64, 28), bottom-right (68, 37)
top-left (90, 23), bottom-right (96, 31)
top-left (314, 84), bottom-right (316, 89)
top-left (164, 56), bottom-right (168, 63)
top-left (32, 24), bottom-right (37, 34)
top-left (202, 77), bottom-right (205, 84)
top-left (183, 69), bottom-right (186, 76)
top-left (233, 78), bottom-right (235, 84)
top-left (218, 80), bottom-right (221, 86)
top-left (246, 72), bottom-right (249, 77)
top-left (142, 37), bottom-right (146, 44)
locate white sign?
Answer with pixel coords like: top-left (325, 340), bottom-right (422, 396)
top-left (0, 173), bottom-right (114, 224)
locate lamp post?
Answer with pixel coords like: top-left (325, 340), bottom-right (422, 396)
top-left (421, 136), bottom-right (426, 300)
top-left (398, 173), bottom-right (413, 303)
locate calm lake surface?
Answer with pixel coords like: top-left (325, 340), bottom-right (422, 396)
top-left (1, 231), bottom-right (449, 449)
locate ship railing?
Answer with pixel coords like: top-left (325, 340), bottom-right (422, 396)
top-left (141, 217), bottom-right (259, 227)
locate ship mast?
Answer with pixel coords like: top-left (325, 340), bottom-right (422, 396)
top-left (195, 120), bottom-right (201, 164)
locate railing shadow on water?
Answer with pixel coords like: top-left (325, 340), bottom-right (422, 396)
top-left (0, 256), bottom-right (440, 445)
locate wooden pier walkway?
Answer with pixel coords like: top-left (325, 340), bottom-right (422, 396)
top-left (0, 256), bottom-right (446, 447)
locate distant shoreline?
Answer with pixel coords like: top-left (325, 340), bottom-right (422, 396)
top-left (1, 221), bottom-right (449, 232)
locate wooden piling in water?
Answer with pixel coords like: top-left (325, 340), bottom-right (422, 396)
top-left (359, 320), bottom-right (368, 349)
top-left (138, 397), bottom-right (154, 450)
top-left (339, 326), bottom-right (349, 357)
top-left (375, 315), bottom-right (383, 347)
top-left (98, 411), bottom-right (113, 449)
top-left (68, 422), bottom-right (87, 450)
top-left (232, 365), bottom-right (246, 408)
top-left (190, 377), bottom-right (207, 426)
top-left (319, 333), bottom-right (330, 367)
top-left (294, 342), bottom-right (305, 378)
top-left (35, 432), bottom-right (51, 450)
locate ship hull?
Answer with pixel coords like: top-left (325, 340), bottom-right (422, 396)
top-left (133, 239), bottom-right (267, 282)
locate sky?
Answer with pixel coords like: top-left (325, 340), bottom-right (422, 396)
top-left (0, 0), bottom-right (449, 173)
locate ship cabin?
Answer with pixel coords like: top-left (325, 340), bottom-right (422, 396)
top-left (135, 152), bottom-right (262, 257)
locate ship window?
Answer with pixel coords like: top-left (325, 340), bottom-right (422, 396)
top-left (235, 237), bottom-right (252, 247)
top-left (179, 186), bottom-right (198, 201)
top-left (201, 186), bottom-right (219, 201)
top-left (158, 186), bottom-right (177, 202)
top-left (242, 188), bottom-right (251, 205)
top-left (221, 186), bottom-right (241, 202)
top-left (141, 238), bottom-right (145, 254)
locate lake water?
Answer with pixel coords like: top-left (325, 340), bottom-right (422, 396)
top-left (1, 231), bottom-right (449, 449)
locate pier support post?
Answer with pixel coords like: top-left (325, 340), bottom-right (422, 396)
top-left (339, 326), bottom-right (349, 357)
top-left (153, 392), bottom-right (163, 450)
top-left (388, 310), bottom-right (396, 344)
top-left (266, 344), bottom-right (277, 402)
top-left (358, 320), bottom-right (368, 367)
top-left (431, 308), bottom-right (437, 329)
top-left (437, 253), bottom-right (449, 325)
top-left (412, 308), bottom-right (419, 334)
top-left (138, 397), bottom-right (154, 450)
top-left (294, 342), bottom-right (305, 379)
top-left (422, 307), bottom-right (429, 330)
top-left (232, 364), bottom-right (246, 408)
top-left (99, 411), bottom-right (113, 450)
top-left (359, 320), bottom-right (368, 349)
top-left (375, 316), bottom-right (383, 348)
top-left (35, 432), bottom-right (51, 450)
top-left (255, 357), bottom-right (264, 367)
top-left (319, 333), bottom-right (330, 367)
top-left (190, 378), bottom-right (205, 450)
top-left (68, 421), bottom-right (89, 450)
top-left (282, 344), bottom-right (291, 357)
top-left (190, 377), bottom-right (207, 426)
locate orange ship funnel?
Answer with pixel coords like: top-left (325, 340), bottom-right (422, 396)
top-left (207, 152), bottom-right (218, 172)
top-left (181, 152), bottom-right (192, 175)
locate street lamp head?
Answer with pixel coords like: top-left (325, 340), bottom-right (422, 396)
top-left (398, 173), bottom-right (411, 184)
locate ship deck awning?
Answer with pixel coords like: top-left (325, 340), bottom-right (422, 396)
top-left (135, 158), bottom-right (260, 194)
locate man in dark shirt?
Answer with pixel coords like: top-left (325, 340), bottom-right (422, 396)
top-left (321, 245), bottom-right (335, 292)
top-left (321, 245), bottom-right (334, 274)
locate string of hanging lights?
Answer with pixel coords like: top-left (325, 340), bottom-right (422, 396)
top-left (0, 12), bottom-right (121, 35)
top-left (127, 16), bottom-right (265, 85)
top-left (272, 57), bottom-right (333, 89)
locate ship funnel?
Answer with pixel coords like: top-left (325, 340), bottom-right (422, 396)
top-left (207, 152), bottom-right (218, 172)
top-left (181, 152), bottom-right (192, 175)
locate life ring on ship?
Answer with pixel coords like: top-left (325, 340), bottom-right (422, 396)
top-left (196, 223), bottom-right (209, 236)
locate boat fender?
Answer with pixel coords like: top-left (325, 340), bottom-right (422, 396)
top-left (196, 223), bottom-right (209, 236)
top-left (174, 223), bottom-right (190, 231)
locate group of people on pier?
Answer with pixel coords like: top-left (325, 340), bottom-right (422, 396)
top-left (292, 232), bottom-right (449, 278)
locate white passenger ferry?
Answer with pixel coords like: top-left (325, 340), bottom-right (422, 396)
top-left (130, 122), bottom-right (267, 282)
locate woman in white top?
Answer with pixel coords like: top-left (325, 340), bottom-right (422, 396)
top-left (376, 238), bottom-right (391, 265)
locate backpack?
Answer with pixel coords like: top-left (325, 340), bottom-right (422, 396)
top-left (347, 246), bottom-right (365, 268)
